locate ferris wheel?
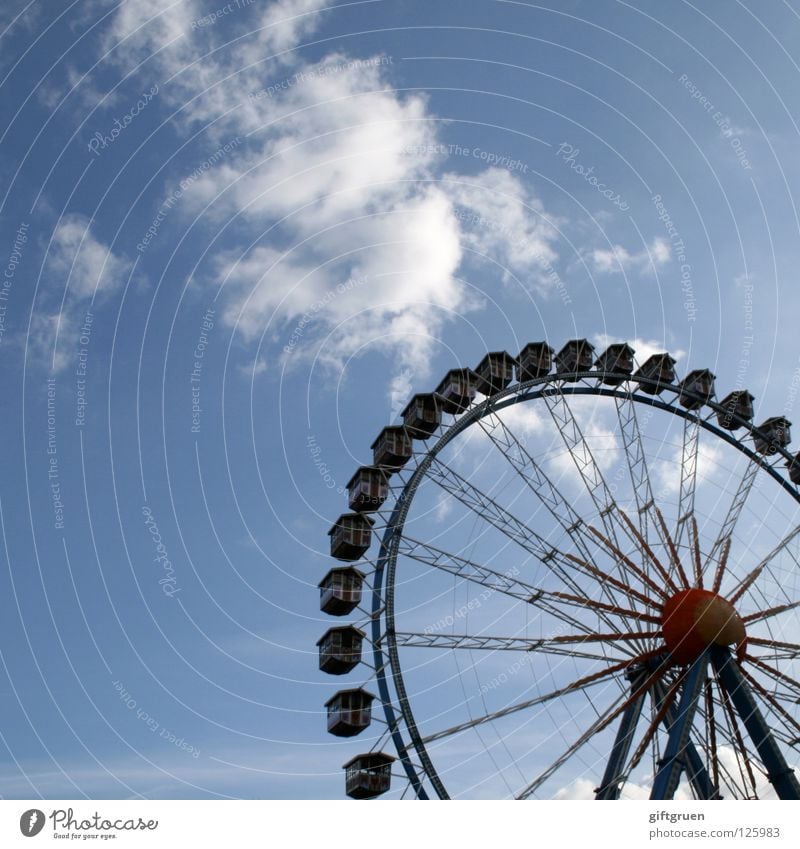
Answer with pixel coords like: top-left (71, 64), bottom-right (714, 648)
top-left (316, 338), bottom-right (800, 800)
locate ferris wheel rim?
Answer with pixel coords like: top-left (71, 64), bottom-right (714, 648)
top-left (370, 369), bottom-right (800, 800)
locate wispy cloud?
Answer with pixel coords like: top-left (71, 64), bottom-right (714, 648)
top-left (28, 215), bottom-right (132, 372)
top-left (587, 236), bottom-right (671, 275)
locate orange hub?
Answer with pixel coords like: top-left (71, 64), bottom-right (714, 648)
top-left (661, 588), bottom-right (746, 665)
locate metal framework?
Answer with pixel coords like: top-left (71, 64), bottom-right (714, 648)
top-left (321, 359), bottom-right (800, 800)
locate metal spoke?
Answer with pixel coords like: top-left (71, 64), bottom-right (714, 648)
top-left (550, 591), bottom-right (662, 624)
top-left (540, 385), bottom-right (636, 559)
top-left (614, 391), bottom-right (691, 593)
top-left (748, 636), bottom-right (800, 654)
top-left (613, 391), bottom-right (654, 538)
top-left (728, 524), bottom-right (800, 605)
top-left (395, 632), bottom-right (627, 662)
top-left (691, 517), bottom-right (703, 589)
top-left (476, 410), bottom-right (655, 640)
top-left (517, 655), bottom-right (671, 799)
top-left (397, 534), bottom-right (545, 604)
top-left (742, 600), bottom-right (800, 626)
top-left (711, 537), bottom-right (732, 595)
top-left (395, 535), bottom-right (610, 639)
top-left (420, 654), bottom-right (656, 745)
top-left (743, 654), bottom-right (800, 698)
top-left (476, 411), bottom-right (599, 555)
top-left (654, 506), bottom-right (691, 588)
top-left (425, 457), bottom-right (646, 633)
top-left (617, 509), bottom-right (678, 595)
top-left (675, 418), bottom-right (701, 550)
top-left (426, 456), bottom-right (582, 574)
top-left (739, 666), bottom-right (800, 742)
top-left (397, 630), bottom-right (658, 650)
top-left (704, 457), bottom-right (760, 575)
top-left (560, 549), bottom-right (663, 610)
top-left (586, 525), bottom-right (670, 602)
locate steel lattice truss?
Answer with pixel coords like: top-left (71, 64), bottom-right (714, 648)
top-left (317, 345), bottom-right (800, 801)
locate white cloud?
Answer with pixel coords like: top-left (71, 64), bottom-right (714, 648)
top-left (388, 368), bottom-right (415, 423)
top-left (216, 184), bottom-right (468, 373)
top-left (588, 236), bottom-right (671, 275)
top-left (247, 0), bottom-right (330, 59)
top-left (49, 214), bottom-right (131, 298)
top-left (653, 439), bottom-right (724, 498)
top-left (95, 0), bottom-right (671, 382)
top-left (93, 0), bottom-right (572, 377)
top-left (186, 57), bottom-right (436, 225)
top-left (27, 312), bottom-right (70, 373)
top-left (170, 54), bottom-right (477, 373)
top-left (592, 335), bottom-right (686, 368)
top-left (102, 0), bottom-right (195, 70)
top-left (497, 403), bottom-right (546, 438)
top-left (446, 167), bottom-right (561, 284)
top-left (27, 215), bottom-right (131, 372)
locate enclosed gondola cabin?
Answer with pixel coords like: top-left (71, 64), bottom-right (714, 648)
top-left (787, 452), bottom-right (800, 485)
top-left (328, 513), bottom-right (374, 561)
top-left (371, 426), bottom-right (413, 471)
top-left (343, 752), bottom-right (395, 799)
top-left (319, 566), bottom-right (365, 616)
top-left (753, 416), bottom-right (792, 455)
top-left (325, 688), bottom-right (375, 737)
top-left (346, 466), bottom-right (389, 513)
top-left (317, 626), bottom-right (365, 675)
top-left (473, 351), bottom-right (515, 396)
top-left (434, 368), bottom-right (477, 414)
top-left (516, 342), bottom-right (554, 382)
top-left (679, 369), bottom-right (716, 410)
top-left (594, 343), bottom-right (635, 386)
top-left (716, 390), bottom-right (755, 430)
top-left (555, 338), bottom-right (595, 380)
top-left (633, 353), bottom-right (677, 395)
top-left (401, 393), bottom-right (441, 440)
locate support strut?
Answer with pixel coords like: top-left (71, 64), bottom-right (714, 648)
top-left (595, 668), bottom-right (648, 799)
top-left (711, 647), bottom-right (800, 800)
top-left (650, 652), bottom-right (709, 799)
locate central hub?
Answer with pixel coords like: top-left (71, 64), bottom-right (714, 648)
top-left (661, 588), bottom-right (746, 665)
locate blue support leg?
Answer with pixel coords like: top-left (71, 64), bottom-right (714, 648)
top-left (595, 669), bottom-right (647, 800)
top-left (652, 678), bottom-right (720, 799)
top-left (711, 646), bottom-right (800, 800)
top-left (650, 652), bottom-right (709, 800)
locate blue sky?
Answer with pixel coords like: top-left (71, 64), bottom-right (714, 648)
top-left (2, 0), bottom-right (800, 800)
